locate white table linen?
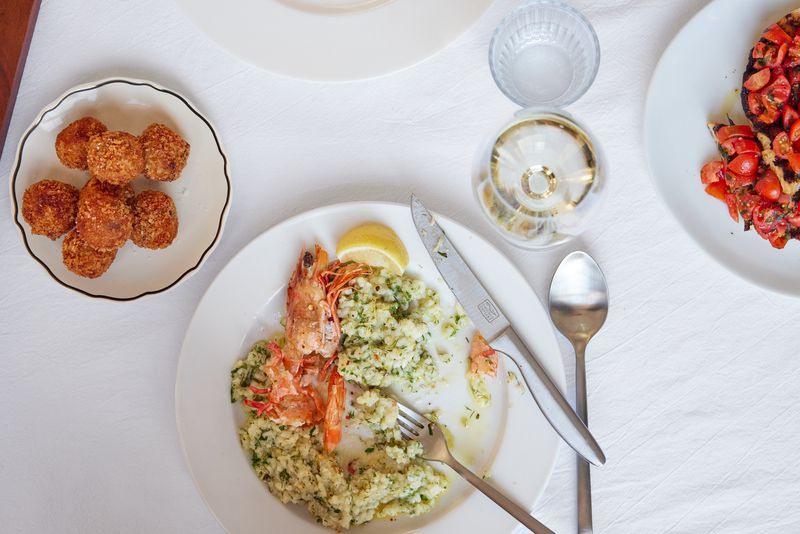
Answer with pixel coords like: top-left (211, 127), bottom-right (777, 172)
top-left (1, 0), bottom-right (798, 532)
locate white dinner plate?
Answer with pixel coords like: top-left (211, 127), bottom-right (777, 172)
top-left (9, 78), bottom-right (231, 301)
top-left (644, 0), bottom-right (800, 296)
top-left (175, 201), bottom-right (564, 533)
top-left (174, 0), bottom-right (493, 81)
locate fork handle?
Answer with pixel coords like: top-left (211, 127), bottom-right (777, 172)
top-left (444, 456), bottom-right (555, 534)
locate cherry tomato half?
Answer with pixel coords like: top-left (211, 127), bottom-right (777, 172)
top-left (701, 161), bottom-right (725, 184)
top-left (764, 24), bottom-right (792, 46)
top-left (745, 68), bottom-right (771, 91)
top-left (748, 91), bottom-right (765, 116)
top-left (705, 180), bottom-right (728, 201)
top-left (754, 43), bottom-right (778, 69)
top-left (737, 194), bottom-right (762, 223)
top-left (773, 131), bottom-right (793, 158)
top-left (789, 153), bottom-right (800, 174)
top-left (755, 172), bottom-right (782, 201)
top-left (788, 36), bottom-right (800, 66)
top-left (728, 153), bottom-right (760, 175)
top-left (726, 169), bottom-right (758, 188)
top-left (722, 137), bottom-right (760, 157)
top-left (715, 125), bottom-right (754, 143)
top-left (786, 208), bottom-right (800, 227)
top-left (724, 193), bottom-right (740, 223)
top-left (763, 74), bottom-right (791, 106)
top-left (758, 101), bottom-right (781, 124)
top-left (753, 202), bottom-right (788, 240)
top-left (732, 138), bottom-right (761, 155)
top-left (784, 106), bottom-right (800, 130)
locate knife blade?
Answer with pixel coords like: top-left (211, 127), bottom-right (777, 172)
top-left (410, 195), bottom-right (606, 466)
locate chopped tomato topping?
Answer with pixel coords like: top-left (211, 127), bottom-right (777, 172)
top-left (764, 24), bottom-right (792, 46)
top-left (736, 194), bottom-right (762, 223)
top-left (775, 43), bottom-right (789, 67)
top-left (788, 36), bottom-right (800, 66)
top-left (728, 153), bottom-right (760, 175)
top-left (748, 91), bottom-right (765, 116)
top-left (783, 106), bottom-right (800, 130)
top-left (731, 138), bottom-right (761, 155)
top-left (744, 68), bottom-right (771, 91)
top-left (763, 74), bottom-right (791, 107)
top-left (789, 153), bottom-right (800, 174)
top-left (705, 180), bottom-right (728, 201)
top-left (754, 172), bottom-right (782, 201)
top-left (773, 131), bottom-right (793, 158)
top-left (701, 161), bottom-right (725, 184)
top-left (724, 193), bottom-right (740, 222)
top-left (758, 104), bottom-right (781, 124)
top-left (726, 169), bottom-right (757, 188)
top-left (715, 125), bottom-right (754, 142)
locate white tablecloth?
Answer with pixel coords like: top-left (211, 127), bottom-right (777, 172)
top-left (2, 0), bottom-right (798, 532)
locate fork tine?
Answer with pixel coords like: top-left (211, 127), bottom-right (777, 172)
top-left (396, 403), bottom-right (426, 428)
top-left (397, 418), bottom-right (420, 436)
top-left (397, 425), bottom-right (414, 441)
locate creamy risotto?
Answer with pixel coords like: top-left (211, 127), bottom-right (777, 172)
top-left (231, 267), bottom-right (450, 530)
top-left (336, 270), bottom-right (441, 389)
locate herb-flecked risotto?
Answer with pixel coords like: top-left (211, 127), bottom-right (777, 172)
top-left (230, 256), bottom-right (451, 530)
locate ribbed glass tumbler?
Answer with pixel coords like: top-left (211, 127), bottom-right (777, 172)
top-left (489, 0), bottom-right (600, 108)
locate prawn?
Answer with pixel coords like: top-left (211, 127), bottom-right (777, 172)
top-left (323, 367), bottom-right (346, 453)
top-left (469, 333), bottom-right (498, 377)
top-left (244, 342), bottom-right (324, 427)
top-left (285, 245), bottom-right (338, 361)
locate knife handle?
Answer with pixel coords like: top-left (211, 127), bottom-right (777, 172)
top-left (492, 328), bottom-right (606, 466)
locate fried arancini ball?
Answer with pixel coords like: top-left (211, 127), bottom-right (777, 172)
top-left (62, 229), bottom-right (117, 278)
top-left (131, 190), bottom-right (178, 249)
top-left (82, 176), bottom-right (135, 207)
top-left (55, 117), bottom-right (107, 169)
top-left (86, 131), bottom-right (144, 185)
top-left (22, 179), bottom-right (79, 240)
top-left (76, 180), bottom-right (133, 251)
top-left (139, 123), bottom-right (190, 181)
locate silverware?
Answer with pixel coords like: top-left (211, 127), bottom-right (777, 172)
top-left (394, 397), bottom-right (555, 534)
top-left (409, 195), bottom-right (606, 466)
top-left (549, 251), bottom-right (609, 534)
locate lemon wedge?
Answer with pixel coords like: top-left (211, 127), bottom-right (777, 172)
top-left (336, 223), bottom-right (409, 274)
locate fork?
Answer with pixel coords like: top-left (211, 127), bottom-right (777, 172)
top-left (395, 399), bottom-right (556, 534)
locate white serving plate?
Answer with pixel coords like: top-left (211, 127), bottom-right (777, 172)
top-left (9, 78), bottom-right (231, 300)
top-left (644, 0), bottom-right (800, 296)
top-left (174, 0), bottom-right (493, 81)
top-left (175, 201), bottom-right (564, 533)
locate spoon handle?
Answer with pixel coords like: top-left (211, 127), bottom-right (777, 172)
top-left (575, 344), bottom-right (593, 534)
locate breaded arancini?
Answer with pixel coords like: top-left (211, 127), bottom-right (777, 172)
top-left (131, 190), bottom-right (178, 249)
top-left (62, 229), bottom-right (117, 278)
top-left (76, 179), bottom-right (133, 251)
top-left (86, 131), bottom-right (144, 185)
top-left (82, 176), bottom-right (135, 206)
top-left (22, 179), bottom-right (79, 240)
top-left (55, 117), bottom-right (107, 169)
top-left (139, 123), bottom-right (190, 181)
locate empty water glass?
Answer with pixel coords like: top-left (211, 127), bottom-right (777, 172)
top-left (489, 0), bottom-right (600, 108)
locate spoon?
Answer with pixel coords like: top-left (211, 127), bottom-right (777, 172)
top-left (548, 251), bottom-right (609, 534)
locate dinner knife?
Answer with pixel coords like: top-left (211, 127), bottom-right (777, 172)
top-left (410, 195), bottom-right (606, 466)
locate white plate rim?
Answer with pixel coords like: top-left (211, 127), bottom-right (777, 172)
top-left (174, 200), bottom-right (563, 533)
top-left (173, 0), bottom-right (494, 82)
top-left (8, 77), bottom-right (232, 302)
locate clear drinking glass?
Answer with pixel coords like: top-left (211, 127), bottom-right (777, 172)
top-left (472, 108), bottom-right (605, 249)
top-left (489, 0), bottom-right (600, 108)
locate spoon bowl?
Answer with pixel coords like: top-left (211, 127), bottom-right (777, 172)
top-left (549, 251), bottom-right (609, 343)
